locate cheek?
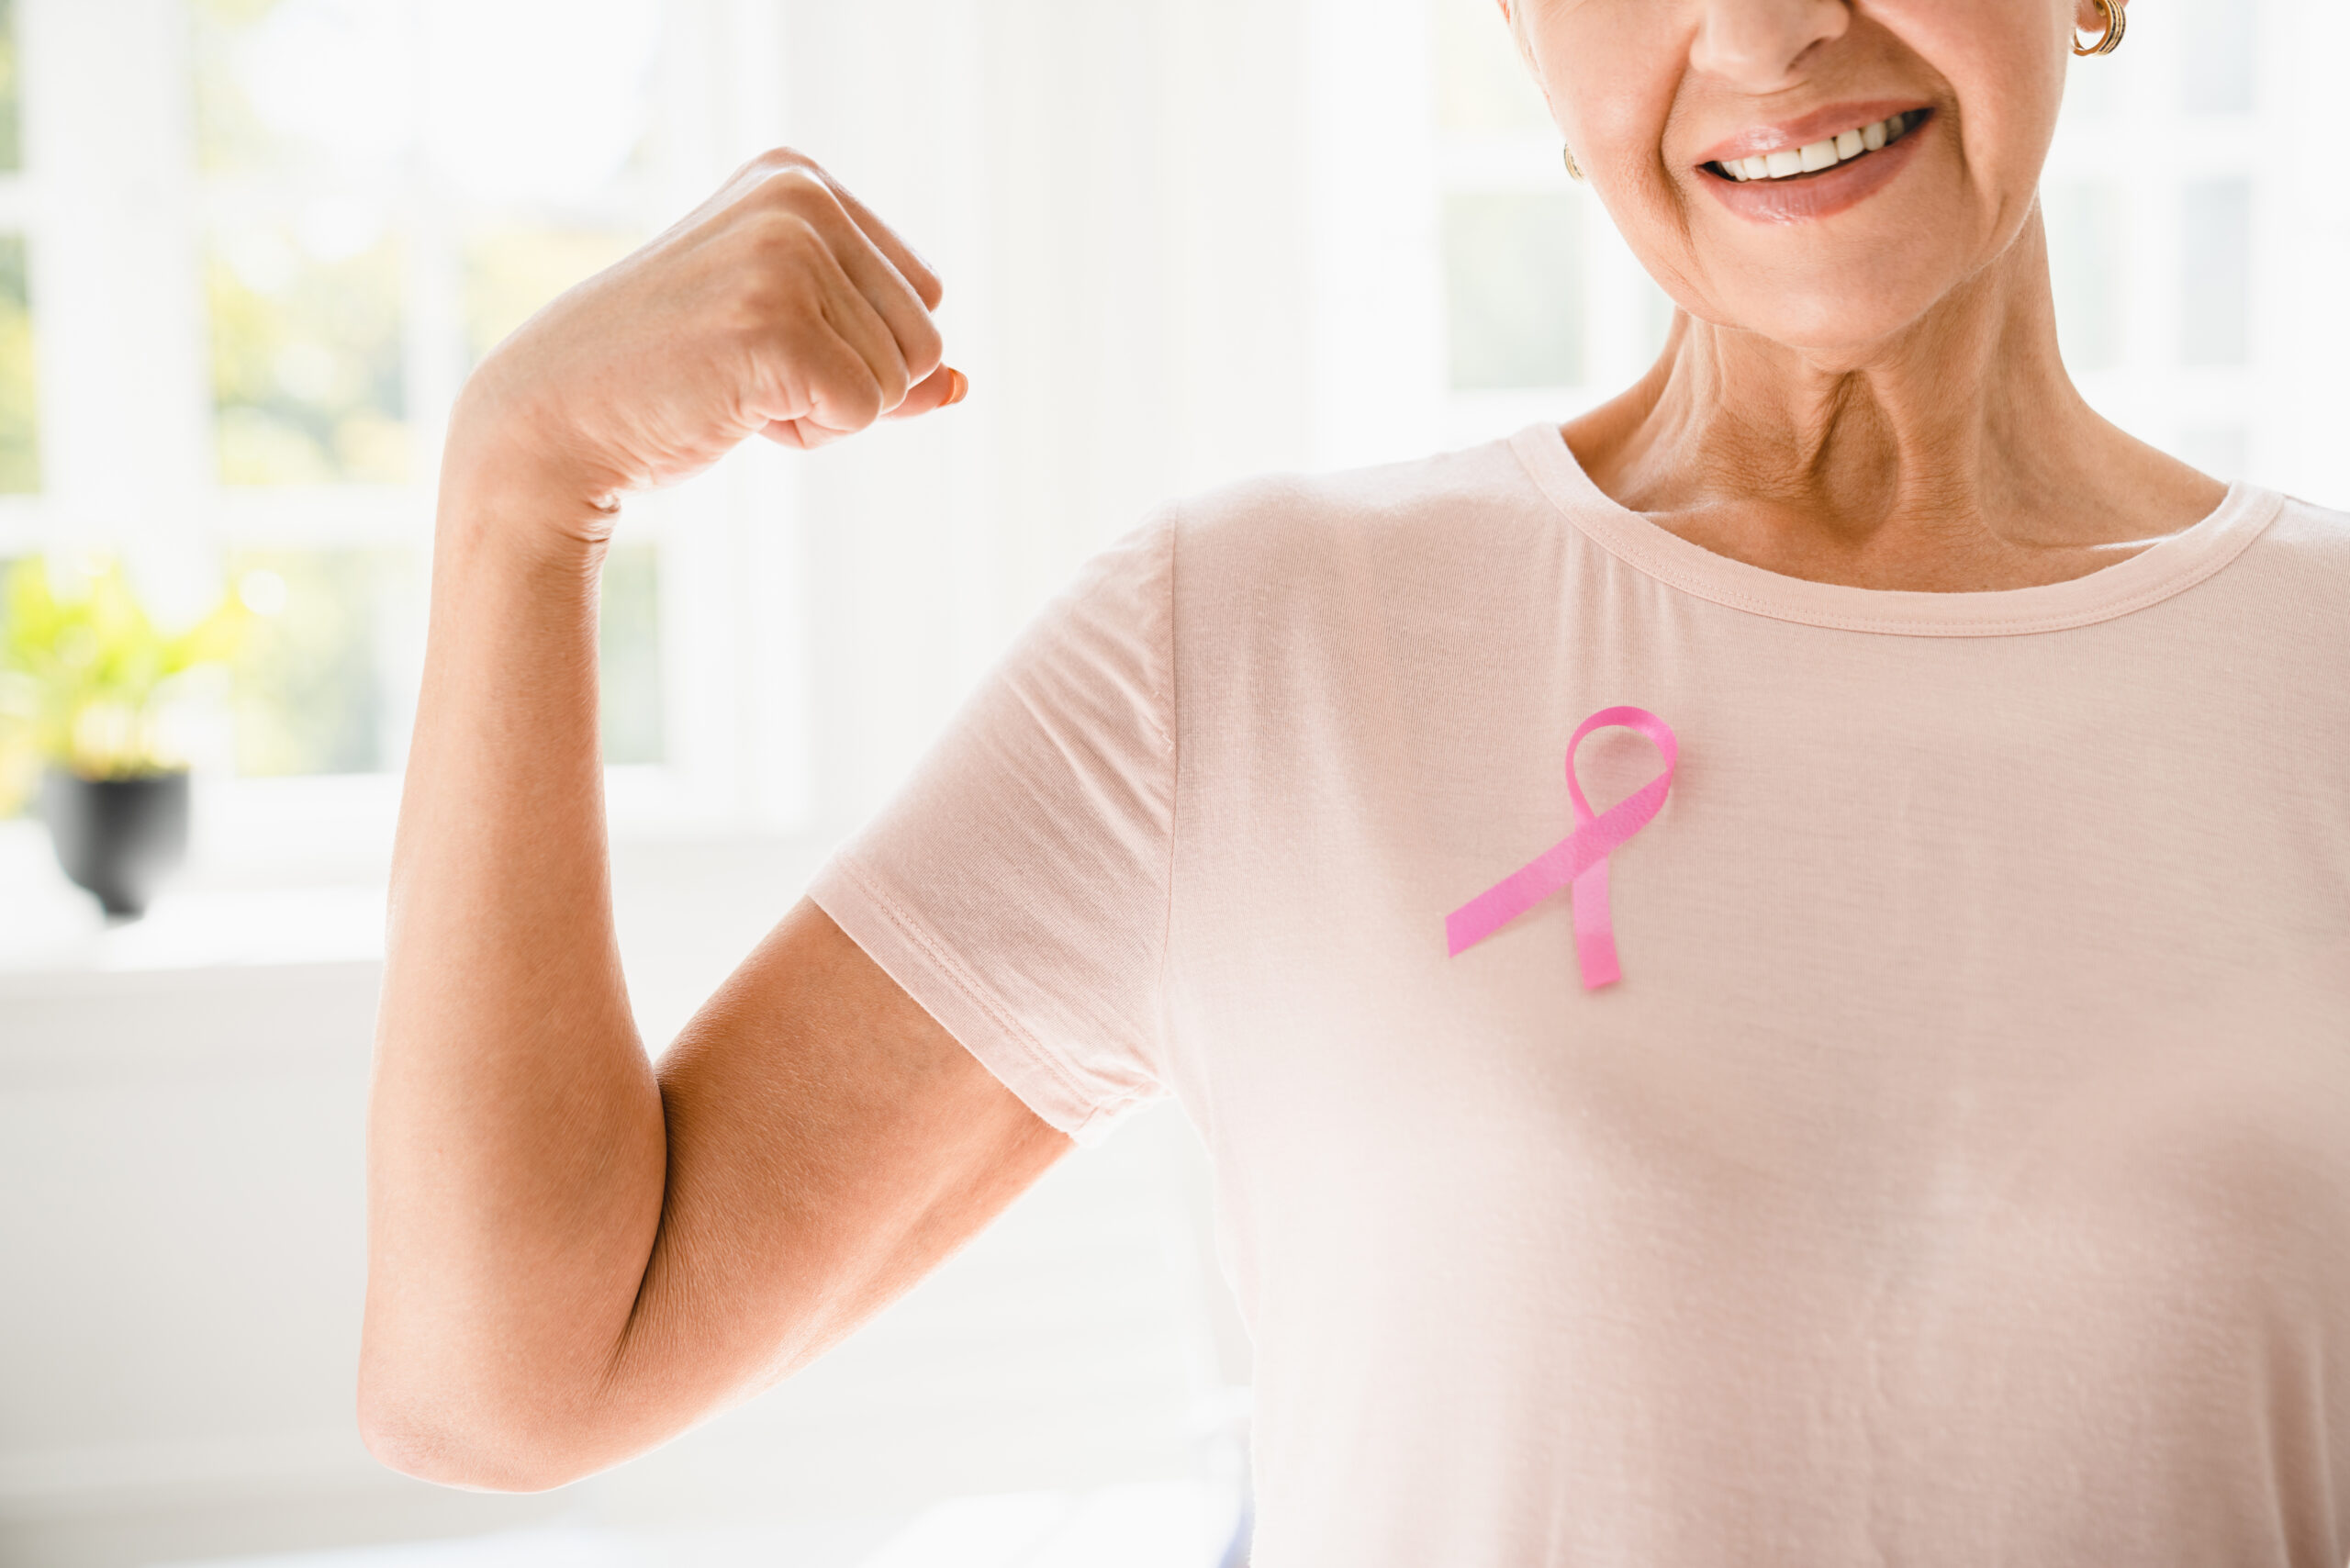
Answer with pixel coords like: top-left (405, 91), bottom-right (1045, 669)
top-left (1538, 15), bottom-right (1698, 275)
top-left (1539, 6), bottom-right (1687, 176)
top-left (1876, 0), bottom-right (2070, 216)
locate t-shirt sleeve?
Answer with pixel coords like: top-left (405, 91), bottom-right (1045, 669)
top-left (806, 516), bottom-right (1177, 1145)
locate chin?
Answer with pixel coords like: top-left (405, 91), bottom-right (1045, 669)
top-left (1723, 296), bottom-right (1939, 362)
top-left (1695, 246), bottom-right (1975, 366)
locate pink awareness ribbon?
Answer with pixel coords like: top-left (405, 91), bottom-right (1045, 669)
top-left (1445, 706), bottom-right (1679, 990)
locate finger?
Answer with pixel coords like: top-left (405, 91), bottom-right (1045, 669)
top-left (730, 150), bottom-right (943, 309)
top-left (885, 365), bottom-right (968, 421)
top-left (768, 364), bottom-right (963, 448)
top-left (759, 417), bottom-right (849, 452)
top-left (815, 174), bottom-right (945, 311)
top-left (811, 248), bottom-right (916, 413)
top-left (738, 162), bottom-right (943, 381)
top-left (759, 309), bottom-right (887, 438)
top-left (822, 217), bottom-right (946, 385)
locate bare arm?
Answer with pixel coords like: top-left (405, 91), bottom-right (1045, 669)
top-left (361, 151), bottom-right (1067, 1492)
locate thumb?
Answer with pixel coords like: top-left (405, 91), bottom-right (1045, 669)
top-left (886, 365), bottom-right (968, 421)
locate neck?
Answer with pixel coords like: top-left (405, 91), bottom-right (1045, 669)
top-left (1565, 208), bottom-right (2224, 592)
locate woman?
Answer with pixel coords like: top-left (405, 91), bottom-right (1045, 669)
top-left (361, 0), bottom-right (2350, 1560)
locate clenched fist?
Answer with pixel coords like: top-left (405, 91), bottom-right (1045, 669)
top-left (447, 149), bottom-right (962, 526)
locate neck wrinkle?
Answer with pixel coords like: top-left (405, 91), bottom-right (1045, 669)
top-left (1567, 205), bottom-right (2195, 587)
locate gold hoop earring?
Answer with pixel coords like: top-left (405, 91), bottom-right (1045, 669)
top-left (1561, 144), bottom-right (1585, 183)
top-left (2072, 0), bottom-right (2125, 56)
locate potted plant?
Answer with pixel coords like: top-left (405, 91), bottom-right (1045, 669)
top-left (0, 556), bottom-right (245, 919)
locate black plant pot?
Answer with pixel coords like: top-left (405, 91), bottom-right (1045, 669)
top-left (40, 767), bottom-right (191, 920)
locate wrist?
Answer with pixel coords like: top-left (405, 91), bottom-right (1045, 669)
top-left (438, 386), bottom-right (624, 561)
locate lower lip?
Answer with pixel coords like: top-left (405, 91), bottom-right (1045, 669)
top-left (1700, 116), bottom-right (1931, 224)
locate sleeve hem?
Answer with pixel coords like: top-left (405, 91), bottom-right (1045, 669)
top-left (808, 856), bottom-right (1154, 1147)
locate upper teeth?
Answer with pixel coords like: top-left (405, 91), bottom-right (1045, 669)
top-left (1719, 113), bottom-right (1912, 182)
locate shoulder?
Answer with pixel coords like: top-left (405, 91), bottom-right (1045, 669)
top-left (1128, 434), bottom-right (1580, 689)
top-left (2228, 491), bottom-right (2350, 614)
top-left (2263, 493), bottom-right (2350, 559)
top-left (1160, 433), bottom-right (1560, 586)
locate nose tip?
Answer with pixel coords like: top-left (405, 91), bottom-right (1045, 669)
top-left (1691, 0), bottom-right (1852, 92)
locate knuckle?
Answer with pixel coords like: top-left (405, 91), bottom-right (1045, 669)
top-left (749, 145), bottom-right (816, 174)
top-left (751, 162), bottom-right (836, 218)
top-left (903, 324), bottom-right (946, 380)
top-left (831, 393), bottom-right (883, 433)
top-left (909, 313), bottom-right (946, 359)
top-left (740, 206), bottom-right (821, 262)
top-left (727, 218), bottom-right (829, 320)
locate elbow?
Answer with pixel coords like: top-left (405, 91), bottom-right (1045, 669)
top-left (356, 1366), bottom-right (605, 1495)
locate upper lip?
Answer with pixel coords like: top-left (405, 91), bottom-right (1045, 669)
top-left (1694, 99), bottom-right (1930, 166)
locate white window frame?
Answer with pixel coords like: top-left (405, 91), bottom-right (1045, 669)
top-left (4, 0), bottom-right (810, 884)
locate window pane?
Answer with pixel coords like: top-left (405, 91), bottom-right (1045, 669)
top-left (0, 0), bottom-right (21, 173)
top-left (0, 552), bottom-right (29, 815)
top-left (1444, 191), bottom-right (1583, 389)
top-left (2180, 177), bottom-right (2250, 366)
top-left (2173, 425), bottom-right (2247, 481)
top-left (229, 548), bottom-right (418, 777)
top-left (2045, 182), bottom-right (2125, 373)
top-left (2180, 0), bottom-right (2255, 114)
top-left (463, 226), bottom-right (641, 367)
top-left (0, 233), bottom-right (36, 491)
top-left (599, 543), bottom-right (663, 767)
top-left (208, 214), bottom-right (407, 486)
top-left (1432, 0), bottom-right (1550, 135)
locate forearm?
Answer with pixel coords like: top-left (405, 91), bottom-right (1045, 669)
top-left (363, 443), bottom-right (664, 1485)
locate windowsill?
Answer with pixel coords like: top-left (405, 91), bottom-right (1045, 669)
top-left (0, 862), bottom-right (386, 981)
top-left (0, 753), bottom-right (812, 972)
top-left (0, 815), bottom-right (839, 1047)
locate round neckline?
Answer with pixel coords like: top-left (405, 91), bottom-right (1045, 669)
top-left (1507, 422), bottom-right (2281, 638)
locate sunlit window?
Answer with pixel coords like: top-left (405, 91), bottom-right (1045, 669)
top-left (179, 0), bottom-right (668, 776)
top-left (1429, 0), bottom-right (1669, 408)
top-left (2043, 182), bottom-right (2126, 373)
top-left (0, 233), bottom-right (37, 495)
top-left (0, 0), bottom-right (18, 173)
top-left (1442, 191), bottom-right (1583, 389)
top-left (2042, 0), bottom-right (2263, 475)
top-left (206, 218), bottom-right (408, 488)
top-left (229, 545), bottom-right (418, 776)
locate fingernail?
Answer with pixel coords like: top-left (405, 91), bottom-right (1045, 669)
top-left (944, 368), bottom-right (969, 407)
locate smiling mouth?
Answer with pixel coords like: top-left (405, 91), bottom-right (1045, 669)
top-left (1704, 107), bottom-right (1932, 184)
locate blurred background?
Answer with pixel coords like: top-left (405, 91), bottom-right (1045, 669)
top-left (1, 0), bottom-right (2341, 1564)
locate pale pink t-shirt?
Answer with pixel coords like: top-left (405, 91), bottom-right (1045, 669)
top-left (810, 426), bottom-right (2350, 1566)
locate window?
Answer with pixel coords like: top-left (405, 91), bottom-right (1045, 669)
top-left (0, 0), bottom-right (798, 849)
top-left (0, 0), bottom-right (36, 498)
top-left (2042, 0), bottom-right (2277, 481)
top-left (1428, 0), bottom-right (1673, 442)
top-left (195, 0), bottom-right (667, 780)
